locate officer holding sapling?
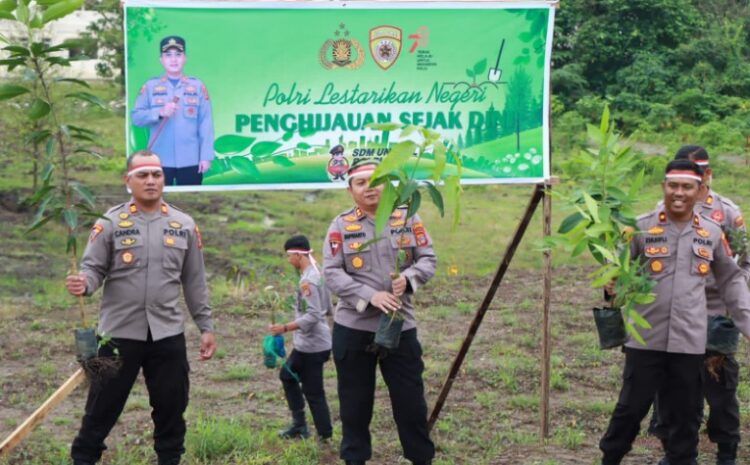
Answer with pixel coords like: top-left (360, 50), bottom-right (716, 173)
top-left (599, 159), bottom-right (750, 465)
top-left (323, 159), bottom-right (437, 465)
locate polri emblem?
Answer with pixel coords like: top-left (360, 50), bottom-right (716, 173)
top-left (165, 237), bottom-right (176, 246)
top-left (351, 256), bottom-right (364, 269)
top-left (319, 23), bottom-right (365, 70)
top-left (119, 212), bottom-right (129, 220)
top-left (697, 228), bottom-right (710, 238)
top-left (121, 251), bottom-right (134, 265)
top-left (647, 227), bottom-right (664, 235)
top-left (121, 238), bottom-right (136, 246)
top-left (119, 220), bottom-right (134, 228)
top-left (345, 224), bottom-right (363, 232)
top-left (712, 210), bottom-right (725, 223)
top-left (697, 262), bottom-right (710, 275)
top-left (650, 260), bottom-right (663, 273)
top-left (169, 221), bottom-right (182, 229)
top-left (90, 224), bottom-right (103, 242)
top-left (349, 242), bottom-right (362, 250)
top-left (369, 26), bottom-right (402, 70)
top-left (698, 247), bottom-right (709, 258)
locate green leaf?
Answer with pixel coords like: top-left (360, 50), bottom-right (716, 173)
top-left (296, 142), bottom-right (311, 150)
top-left (432, 141), bottom-right (446, 182)
top-left (214, 134), bottom-right (255, 154)
top-left (71, 183), bottom-right (95, 208)
top-left (424, 182), bottom-right (444, 217)
top-left (228, 156), bottom-right (260, 178)
top-left (444, 175), bottom-right (462, 227)
top-left (371, 141), bottom-right (416, 178)
top-left (41, 162), bottom-right (53, 182)
top-left (42, 0), bottom-right (84, 24)
top-left (63, 208), bottom-right (78, 230)
top-left (271, 155), bottom-right (294, 167)
top-left (590, 264), bottom-right (619, 287)
top-left (0, 11), bottom-right (13, 19)
top-left (600, 104), bottom-right (610, 135)
top-left (36, 0), bottom-right (66, 6)
top-left (298, 127), bottom-right (316, 137)
top-left (406, 189), bottom-right (421, 219)
top-left (366, 122), bottom-right (402, 132)
top-left (54, 77), bottom-right (90, 88)
top-left (27, 98), bottom-right (50, 120)
top-left (627, 308), bottom-right (652, 329)
top-left (583, 192), bottom-right (600, 223)
top-left (66, 234), bottom-right (77, 254)
top-left (65, 91), bottom-right (106, 108)
top-left (4, 45), bottom-right (30, 56)
top-left (281, 131), bottom-right (294, 142)
top-left (250, 141), bottom-right (282, 157)
top-left (591, 244), bottom-right (616, 263)
top-left (0, 0), bottom-right (16, 13)
top-left (374, 182), bottom-right (399, 236)
top-left (558, 212), bottom-right (586, 234)
top-left (398, 180), bottom-right (419, 204)
top-left (624, 320), bottom-right (646, 345)
top-left (399, 124), bottom-right (418, 138)
top-left (472, 58), bottom-right (487, 76)
top-left (15, 0), bottom-right (28, 23)
top-left (465, 68), bottom-right (474, 78)
top-left (0, 83), bottom-right (29, 100)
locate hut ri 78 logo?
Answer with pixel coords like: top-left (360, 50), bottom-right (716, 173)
top-left (369, 26), bottom-right (402, 70)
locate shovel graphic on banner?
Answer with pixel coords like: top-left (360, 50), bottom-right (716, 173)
top-left (488, 39), bottom-right (506, 82)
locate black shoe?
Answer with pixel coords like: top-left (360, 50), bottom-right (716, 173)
top-left (158, 457), bottom-right (181, 465)
top-left (412, 461), bottom-right (432, 465)
top-left (345, 461), bottom-right (366, 465)
top-left (717, 442), bottom-right (737, 465)
top-left (73, 461), bottom-right (96, 465)
top-left (279, 423), bottom-right (310, 439)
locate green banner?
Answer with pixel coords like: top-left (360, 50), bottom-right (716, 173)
top-left (125, 1), bottom-right (555, 191)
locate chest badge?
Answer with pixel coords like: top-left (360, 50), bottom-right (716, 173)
top-left (351, 256), bottom-right (364, 269)
top-left (345, 224), bottom-right (362, 232)
top-left (165, 237), bottom-right (176, 246)
top-left (348, 242), bottom-right (362, 250)
top-left (119, 212), bottom-right (129, 220)
top-left (390, 220), bottom-right (405, 227)
top-left (697, 228), bottom-right (710, 238)
top-left (650, 259), bottom-right (663, 273)
top-left (647, 226), bottom-right (664, 235)
top-left (121, 238), bottom-right (136, 246)
top-left (698, 247), bottom-right (710, 258)
top-left (121, 251), bottom-right (134, 265)
top-left (169, 221), bottom-right (182, 229)
top-left (118, 220), bottom-right (134, 228)
top-left (697, 262), bottom-right (710, 275)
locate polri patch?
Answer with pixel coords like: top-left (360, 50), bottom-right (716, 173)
top-left (697, 262), bottom-right (710, 275)
top-left (195, 225), bottom-right (203, 249)
top-left (121, 251), bottom-right (134, 265)
top-left (301, 282), bottom-right (311, 297)
top-left (711, 210), bottom-right (725, 223)
top-left (351, 256), bottom-right (364, 269)
top-left (650, 260), bottom-right (663, 273)
top-left (329, 231), bottom-right (342, 256)
top-left (121, 238), bottom-right (136, 246)
top-left (89, 224), bottom-right (103, 242)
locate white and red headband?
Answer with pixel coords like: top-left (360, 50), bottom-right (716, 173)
top-left (348, 164), bottom-right (377, 180)
top-left (127, 163), bottom-right (163, 177)
top-left (665, 169), bottom-right (702, 182)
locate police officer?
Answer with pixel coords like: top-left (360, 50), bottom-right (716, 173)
top-left (323, 159), bottom-right (436, 465)
top-left (132, 36), bottom-right (214, 186)
top-left (269, 235), bottom-right (333, 441)
top-left (65, 150), bottom-right (217, 465)
top-left (650, 146), bottom-right (750, 465)
top-left (598, 159), bottom-right (750, 465)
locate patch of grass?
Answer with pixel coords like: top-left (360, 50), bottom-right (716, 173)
top-left (551, 426), bottom-right (586, 450)
top-left (213, 365), bottom-right (255, 382)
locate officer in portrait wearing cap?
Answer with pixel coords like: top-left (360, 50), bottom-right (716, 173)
top-left (132, 36), bottom-right (214, 186)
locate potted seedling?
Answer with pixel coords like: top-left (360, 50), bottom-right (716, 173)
top-left (365, 122), bottom-right (463, 350)
top-left (549, 107), bottom-right (656, 348)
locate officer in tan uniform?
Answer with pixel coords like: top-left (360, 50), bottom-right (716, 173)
top-left (65, 150), bottom-right (216, 465)
top-left (323, 159), bottom-right (436, 465)
top-left (650, 146), bottom-right (750, 465)
top-left (599, 159), bottom-right (750, 465)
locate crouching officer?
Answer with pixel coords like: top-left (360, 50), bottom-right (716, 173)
top-left (269, 235), bottom-right (333, 441)
top-left (65, 150), bottom-right (216, 465)
top-left (650, 146), bottom-right (750, 465)
top-left (323, 159), bottom-right (436, 465)
top-left (598, 159), bottom-right (750, 465)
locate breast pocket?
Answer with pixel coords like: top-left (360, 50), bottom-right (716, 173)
top-left (183, 96), bottom-right (199, 119)
top-left (644, 244), bottom-right (674, 279)
top-left (163, 236), bottom-right (188, 270)
top-left (389, 233), bottom-right (415, 270)
top-left (112, 239), bottom-right (144, 273)
top-left (342, 242), bottom-right (371, 274)
top-left (691, 242), bottom-right (713, 277)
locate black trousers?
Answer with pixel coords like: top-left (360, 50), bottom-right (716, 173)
top-left (71, 333), bottom-right (190, 463)
top-left (652, 352), bottom-right (741, 445)
top-left (163, 166), bottom-right (202, 186)
top-left (280, 348), bottom-right (333, 438)
top-left (599, 348), bottom-right (703, 465)
top-left (332, 323), bottom-right (434, 463)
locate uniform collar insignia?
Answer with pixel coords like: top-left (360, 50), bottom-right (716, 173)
top-left (128, 202), bottom-right (138, 214)
top-left (705, 195), bottom-right (714, 206)
top-left (161, 203), bottom-right (169, 215)
top-left (693, 214), bottom-right (700, 227)
top-left (658, 211), bottom-right (667, 224)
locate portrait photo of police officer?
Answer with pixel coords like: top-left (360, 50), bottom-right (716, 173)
top-left (64, 150), bottom-right (217, 465)
top-left (323, 159), bottom-right (436, 465)
top-left (598, 159), bottom-right (750, 465)
top-left (131, 36), bottom-right (214, 186)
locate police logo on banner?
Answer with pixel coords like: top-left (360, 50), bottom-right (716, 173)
top-left (320, 23), bottom-right (365, 70)
top-left (369, 26), bottom-right (402, 70)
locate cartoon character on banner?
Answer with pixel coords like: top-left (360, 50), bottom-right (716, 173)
top-left (327, 144), bottom-right (350, 181)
